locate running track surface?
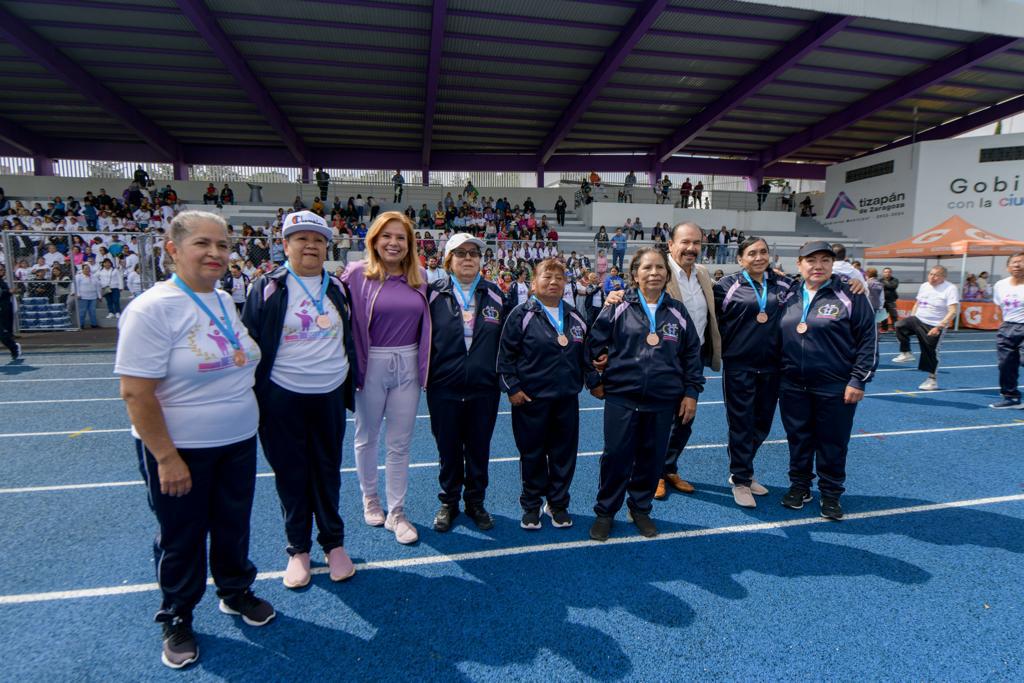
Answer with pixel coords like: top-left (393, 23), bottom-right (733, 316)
top-left (1, 331), bottom-right (1021, 681)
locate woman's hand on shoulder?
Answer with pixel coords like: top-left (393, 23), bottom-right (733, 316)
top-left (604, 290), bottom-right (624, 307)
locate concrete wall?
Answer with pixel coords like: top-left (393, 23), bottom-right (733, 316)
top-left (579, 202), bottom-right (796, 232)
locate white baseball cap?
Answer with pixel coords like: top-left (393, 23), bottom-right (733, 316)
top-left (444, 233), bottom-right (486, 260)
top-left (282, 210), bottom-right (332, 241)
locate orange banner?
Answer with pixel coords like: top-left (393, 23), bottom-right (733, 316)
top-left (895, 299), bottom-right (1002, 330)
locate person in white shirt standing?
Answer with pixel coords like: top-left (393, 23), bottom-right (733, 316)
top-left (990, 251), bottom-right (1024, 409)
top-left (892, 265), bottom-right (959, 390)
top-left (242, 210), bottom-right (357, 589)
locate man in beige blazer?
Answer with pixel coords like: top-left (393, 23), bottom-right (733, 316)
top-left (603, 222), bottom-right (721, 498)
top-left (659, 222), bottom-right (720, 497)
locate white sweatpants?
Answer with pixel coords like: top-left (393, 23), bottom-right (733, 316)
top-left (354, 344), bottom-right (420, 514)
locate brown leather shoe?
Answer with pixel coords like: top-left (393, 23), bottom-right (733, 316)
top-left (654, 478), bottom-right (667, 500)
top-left (665, 473), bottom-right (695, 494)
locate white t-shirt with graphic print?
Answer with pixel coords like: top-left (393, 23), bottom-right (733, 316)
top-left (269, 274), bottom-right (349, 394)
top-left (115, 282), bottom-right (260, 448)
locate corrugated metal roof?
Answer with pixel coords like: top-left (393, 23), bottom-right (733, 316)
top-left (443, 14), bottom-right (615, 47)
top-left (623, 54), bottom-right (753, 78)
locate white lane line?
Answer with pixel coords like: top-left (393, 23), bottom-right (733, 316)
top-left (2, 382), bottom-right (1016, 438)
top-left (2, 420), bottom-right (1021, 495)
top-left (1, 492), bottom-right (1021, 605)
top-left (0, 377), bottom-right (117, 383)
top-left (0, 397), bottom-right (122, 405)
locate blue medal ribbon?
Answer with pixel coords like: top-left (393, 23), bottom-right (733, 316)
top-left (641, 291), bottom-right (665, 334)
top-left (171, 274), bottom-right (241, 351)
top-left (742, 270), bottom-right (768, 316)
top-left (532, 295), bottom-right (564, 336)
top-left (800, 285), bottom-right (815, 326)
top-left (453, 273), bottom-right (481, 312)
top-left (285, 263), bottom-right (329, 316)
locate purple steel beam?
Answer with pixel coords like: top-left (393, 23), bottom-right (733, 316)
top-left (862, 95), bottom-right (1024, 157)
top-left (174, 0), bottom-right (307, 166)
top-left (758, 35), bottom-right (1021, 167)
top-left (0, 116), bottom-right (47, 156)
top-left (656, 15), bottom-right (852, 162)
top-left (0, 4), bottom-right (180, 160)
top-left (536, 0), bottom-right (668, 165)
top-left (422, 0), bottom-right (447, 169)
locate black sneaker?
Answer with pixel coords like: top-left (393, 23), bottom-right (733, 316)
top-left (589, 515), bottom-right (612, 541)
top-left (433, 504), bottom-right (458, 533)
top-left (781, 486), bottom-right (813, 510)
top-left (520, 508), bottom-right (541, 530)
top-left (219, 589), bottom-right (275, 626)
top-left (627, 509), bottom-right (658, 538)
top-left (11, 343), bottom-right (22, 361)
top-left (464, 505), bottom-right (494, 531)
top-left (820, 496), bottom-right (844, 521)
top-left (989, 398), bottom-right (1023, 409)
top-left (544, 503), bottom-right (573, 528)
top-left (161, 618), bottom-right (198, 669)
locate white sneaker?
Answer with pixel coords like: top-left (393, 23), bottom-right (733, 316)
top-left (731, 484), bottom-right (756, 508)
top-left (362, 496), bottom-right (385, 527)
top-left (105, 312), bottom-right (115, 319)
top-left (729, 474), bottom-right (768, 496)
top-left (892, 352), bottom-right (915, 363)
top-left (114, 313), bottom-right (120, 318)
top-left (384, 510), bottom-right (418, 545)
top-left (918, 377), bottom-right (939, 391)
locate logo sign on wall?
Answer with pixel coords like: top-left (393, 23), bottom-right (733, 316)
top-left (826, 192), bottom-right (857, 219)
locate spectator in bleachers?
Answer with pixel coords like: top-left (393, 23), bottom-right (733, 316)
top-left (315, 168), bottom-right (330, 201)
top-left (756, 181), bottom-right (771, 210)
top-left (392, 170), bottom-right (405, 203)
top-left (781, 182), bottom-right (793, 211)
top-left (367, 196), bottom-right (379, 221)
top-left (610, 228), bottom-right (628, 271)
top-left (127, 264), bottom-right (142, 297)
top-left (220, 184), bottom-right (235, 206)
top-left (658, 175), bottom-right (672, 204)
top-left (554, 195), bottom-right (567, 227)
top-left (632, 217), bottom-right (644, 241)
top-left (962, 274), bottom-right (984, 301)
top-left (680, 177), bottom-right (692, 208)
top-left (75, 262), bottom-right (101, 328)
top-left (693, 180), bottom-right (704, 208)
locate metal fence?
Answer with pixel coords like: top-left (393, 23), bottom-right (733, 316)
top-left (2, 231), bottom-right (160, 332)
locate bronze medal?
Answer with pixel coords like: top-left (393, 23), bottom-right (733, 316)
top-left (796, 322), bottom-right (808, 334)
top-left (756, 311), bottom-right (768, 324)
top-left (462, 311), bottom-right (474, 323)
top-left (316, 314), bottom-right (331, 329)
top-left (557, 334), bottom-right (569, 347)
top-left (233, 349), bottom-right (247, 367)
top-left (646, 332), bottom-right (659, 346)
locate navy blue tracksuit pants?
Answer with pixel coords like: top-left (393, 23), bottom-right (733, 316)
top-left (663, 413), bottom-right (693, 476)
top-left (257, 381), bottom-right (347, 556)
top-left (778, 384), bottom-right (857, 497)
top-left (722, 368), bottom-right (781, 486)
top-left (428, 391), bottom-right (500, 509)
top-left (137, 436), bottom-right (258, 625)
top-left (996, 321), bottom-right (1024, 400)
top-left (511, 394), bottom-right (579, 512)
top-left (596, 399), bottom-right (675, 517)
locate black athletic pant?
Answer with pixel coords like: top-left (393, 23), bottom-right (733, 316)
top-left (556, 209), bottom-right (565, 226)
top-left (778, 384), bottom-right (857, 497)
top-left (137, 436), bottom-right (258, 625)
top-left (895, 315), bottom-right (944, 373)
top-left (596, 399), bottom-right (675, 517)
top-left (511, 394), bottom-right (579, 511)
top-left (722, 368), bottom-right (780, 486)
top-left (663, 411), bottom-right (694, 476)
top-left (428, 391), bottom-right (500, 509)
top-left (0, 304), bottom-right (16, 356)
top-left (258, 381), bottom-right (347, 556)
top-left (881, 301), bottom-right (898, 331)
top-left (996, 321), bottom-right (1024, 400)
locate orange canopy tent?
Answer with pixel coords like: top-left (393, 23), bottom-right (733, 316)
top-left (864, 215), bottom-right (1024, 259)
top-left (864, 215), bottom-right (1024, 330)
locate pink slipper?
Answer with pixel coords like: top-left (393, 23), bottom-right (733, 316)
top-left (283, 553), bottom-right (311, 589)
top-left (327, 547), bottom-right (355, 582)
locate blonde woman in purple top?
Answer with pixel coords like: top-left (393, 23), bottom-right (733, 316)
top-left (342, 211), bottom-right (431, 545)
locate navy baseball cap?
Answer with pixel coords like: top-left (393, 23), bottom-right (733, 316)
top-left (798, 240), bottom-right (836, 258)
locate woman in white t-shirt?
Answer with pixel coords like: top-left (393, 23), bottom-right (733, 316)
top-left (74, 263), bottom-right (101, 328)
top-left (892, 265), bottom-right (959, 391)
top-left (115, 211), bottom-right (274, 670)
top-left (126, 264), bottom-right (142, 296)
top-left (240, 210), bottom-right (356, 589)
top-left (96, 258), bottom-right (123, 319)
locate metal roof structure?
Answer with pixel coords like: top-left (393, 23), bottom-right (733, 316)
top-left (0, 0), bottom-right (1021, 182)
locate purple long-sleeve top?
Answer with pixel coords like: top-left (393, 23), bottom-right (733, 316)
top-left (341, 260), bottom-right (431, 390)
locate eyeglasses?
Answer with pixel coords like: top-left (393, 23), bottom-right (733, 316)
top-left (452, 250), bottom-right (481, 258)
